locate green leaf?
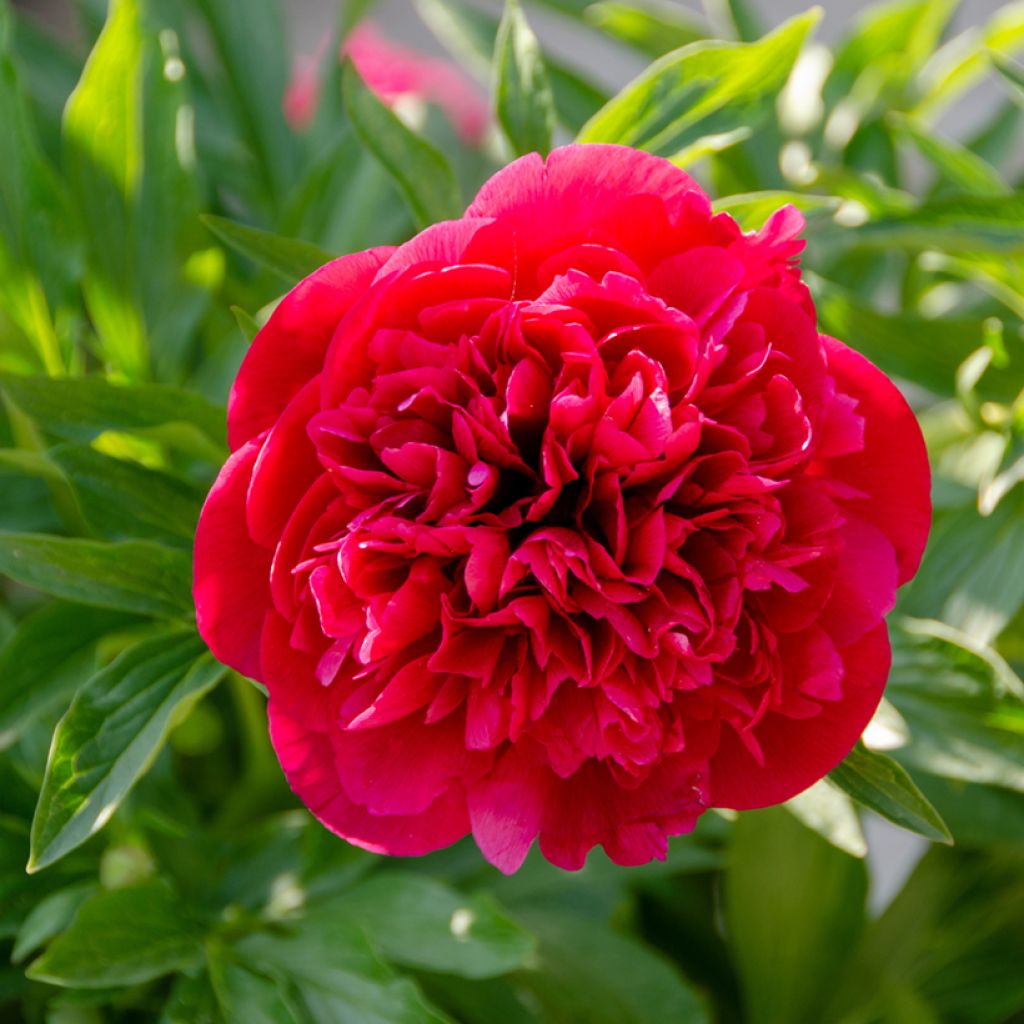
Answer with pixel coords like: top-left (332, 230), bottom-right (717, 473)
top-left (913, 774), bottom-right (1024, 844)
top-left (992, 50), bottom-right (1024, 103)
top-left (514, 909), bottom-right (710, 1024)
top-left (29, 633), bottom-right (228, 871)
top-left (578, 9), bottom-right (820, 154)
top-left (0, 4), bottom-right (80, 374)
top-left (48, 443), bottom-right (202, 545)
top-left (0, 601), bottom-right (132, 751)
top-left (330, 871), bottom-right (535, 979)
top-left (414, 0), bottom-right (608, 131)
top-left (889, 115), bottom-right (1007, 195)
top-left (881, 618), bottom-right (1024, 793)
top-left (826, 0), bottom-right (956, 110)
top-left (851, 192), bottom-right (1024, 252)
top-left (343, 60), bottom-right (462, 230)
top-left (62, 0), bottom-right (148, 378)
top-left (712, 191), bottom-right (841, 230)
top-left (0, 532), bottom-right (192, 618)
top-left (0, 373), bottom-right (226, 452)
top-left (701, 0), bottom-right (762, 41)
top-left (63, 0), bottom-right (140, 205)
top-left (812, 277), bottom-right (992, 399)
top-left (208, 946), bottom-right (303, 1024)
top-left (192, 0), bottom-right (295, 212)
top-left (915, 4), bottom-right (1024, 117)
top-left (725, 808), bottom-right (867, 1024)
top-left (671, 125), bottom-right (751, 168)
top-left (11, 883), bottom-right (94, 964)
top-left (237, 918), bottom-right (450, 1024)
top-left (830, 743), bottom-right (952, 844)
top-left (201, 214), bottom-right (334, 283)
top-left (827, 846), bottom-right (1024, 1024)
top-left (494, 0), bottom-right (556, 157)
top-left (232, 305), bottom-right (261, 344)
top-left (901, 492), bottom-right (1024, 644)
top-left (584, 2), bottom-right (704, 57)
top-left (785, 779), bottom-right (868, 858)
top-left (26, 879), bottom-right (201, 987)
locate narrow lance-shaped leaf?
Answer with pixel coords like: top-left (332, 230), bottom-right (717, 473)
top-left (29, 633), bottom-right (229, 871)
top-left (578, 9), bottom-right (821, 155)
top-left (0, 3), bottom-right (80, 373)
top-left (0, 372), bottom-right (226, 452)
top-left (192, 0), bottom-right (295, 212)
top-left (991, 50), bottom-right (1024, 103)
top-left (342, 60), bottom-right (462, 230)
top-left (851, 192), bottom-right (1024, 252)
top-left (494, 0), bottom-right (556, 156)
top-left (889, 114), bottom-right (1008, 195)
top-left (201, 214), bottom-right (335, 282)
top-left (26, 880), bottom-right (201, 987)
top-left (414, 0), bottom-right (609, 134)
top-left (829, 742), bottom-right (953, 844)
top-left (62, 0), bottom-right (147, 378)
top-left (0, 532), bottom-right (192, 618)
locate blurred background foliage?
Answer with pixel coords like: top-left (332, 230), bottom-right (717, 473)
top-left (1, 0), bottom-right (1024, 1021)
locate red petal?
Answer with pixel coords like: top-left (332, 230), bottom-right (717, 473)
top-left (822, 336), bottom-right (931, 585)
top-left (708, 623), bottom-right (891, 809)
top-left (270, 703), bottom-right (470, 856)
top-left (193, 439), bottom-right (272, 679)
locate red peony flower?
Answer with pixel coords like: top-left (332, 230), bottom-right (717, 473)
top-left (194, 144), bottom-right (930, 872)
top-left (285, 23), bottom-right (489, 144)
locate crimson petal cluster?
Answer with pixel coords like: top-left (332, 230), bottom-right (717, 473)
top-left (194, 144), bottom-right (930, 872)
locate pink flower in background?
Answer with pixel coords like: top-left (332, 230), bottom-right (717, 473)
top-left (285, 23), bottom-right (489, 144)
top-left (194, 144), bottom-right (930, 872)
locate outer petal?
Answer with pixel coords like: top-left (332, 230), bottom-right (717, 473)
top-left (463, 144), bottom-right (712, 286)
top-left (466, 144), bottom-right (707, 225)
top-left (822, 336), bottom-right (931, 584)
top-left (708, 622), bottom-right (891, 809)
top-left (269, 703), bottom-right (471, 856)
top-left (228, 248), bottom-right (394, 450)
top-left (193, 439), bottom-right (272, 679)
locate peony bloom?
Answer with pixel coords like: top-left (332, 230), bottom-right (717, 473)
top-left (194, 144), bottom-right (930, 872)
top-left (285, 23), bottom-right (489, 144)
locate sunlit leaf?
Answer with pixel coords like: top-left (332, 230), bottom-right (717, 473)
top-left (578, 10), bottom-right (820, 155)
top-left (29, 633), bottom-right (228, 871)
top-left (0, 532), bottom-right (192, 618)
